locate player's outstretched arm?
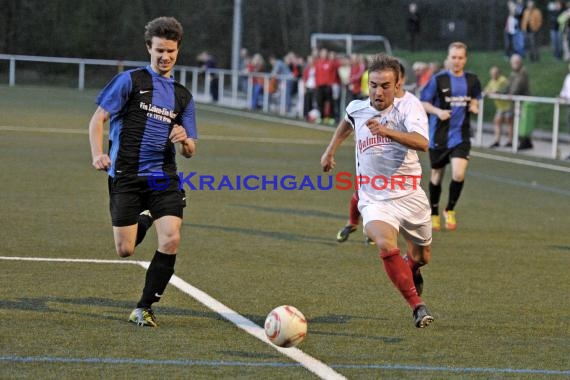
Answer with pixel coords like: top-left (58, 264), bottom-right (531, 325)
top-left (89, 106), bottom-right (111, 170)
top-left (321, 119), bottom-right (353, 172)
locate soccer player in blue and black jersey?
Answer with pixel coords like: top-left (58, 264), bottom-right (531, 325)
top-left (421, 42), bottom-right (481, 232)
top-left (89, 17), bottom-right (197, 327)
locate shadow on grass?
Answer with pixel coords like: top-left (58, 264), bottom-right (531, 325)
top-left (0, 296), bottom-right (401, 342)
top-left (0, 297), bottom-right (374, 325)
top-left (309, 330), bottom-right (403, 343)
top-left (0, 296), bottom-right (226, 323)
top-left (230, 204), bottom-right (345, 220)
top-left (549, 245), bottom-right (570, 251)
top-left (185, 222), bottom-right (338, 246)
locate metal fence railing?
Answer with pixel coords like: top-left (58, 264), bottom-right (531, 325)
top-left (476, 94), bottom-right (570, 159)
top-left (2, 54), bottom-right (569, 160)
top-left (0, 53), bottom-right (302, 118)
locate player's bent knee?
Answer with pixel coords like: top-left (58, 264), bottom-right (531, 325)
top-left (159, 233), bottom-right (180, 253)
top-left (115, 241), bottom-right (136, 257)
top-left (452, 174), bottom-right (465, 182)
top-left (116, 246), bottom-right (135, 258)
top-left (420, 245), bottom-right (431, 264)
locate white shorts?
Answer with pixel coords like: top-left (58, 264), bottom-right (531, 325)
top-left (358, 190), bottom-right (432, 246)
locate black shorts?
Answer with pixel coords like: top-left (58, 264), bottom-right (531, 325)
top-left (108, 175), bottom-right (186, 227)
top-left (429, 141), bottom-right (471, 169)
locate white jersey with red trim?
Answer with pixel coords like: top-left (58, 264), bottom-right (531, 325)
top-left (344, 94), bottom-right (428, 202)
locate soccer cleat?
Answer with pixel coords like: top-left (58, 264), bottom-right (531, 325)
top-left (443, 210), bottom-right (457, 231)
top-left (431, 215), bottom-right (441, 231)
top-left (413, 304), bottom-right (434, 328)
top-left (129, 308), bottom-right (158, 327)
top-left (336, 225), bottom-right (357, 243)
top-left (364, 237), bottom-right (376, 245)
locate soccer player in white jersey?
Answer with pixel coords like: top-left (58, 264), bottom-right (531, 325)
top-left (321, 54), bottom-right (433, 328)
top-left (336, 62), bottom-right (424, 246)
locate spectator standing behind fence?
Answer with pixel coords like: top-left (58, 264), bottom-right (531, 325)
top-left (548, 1), bottom-right (565, 59)
top-left (337, 55), bottom-right (351, 105)
top-left (269, 54), bottom-right (293, 113)
top-left (507, 54), bottom-right (532, 149)
top-left (407, 2), bottom-right (421, 52)
top-left (348, 53), bottom-right (366, 102)
top-left (521, 1), bottom-right (543, 62)
top-left (558, 64), bottom-right (570, 134)
top-left (238, 48), bottom-right (250, 93)
top-left (249, 53), bottom-right (266, 110)
top-left (484, 67), bottom-right (513, 148)
top-left (505, 2), bottom-right (518, 58)
top-left (360, 56), bottom-right (372, 99)
top-left (287, 52), bottom-right (303, 107)
top-left (558, 4), bottom-right (570, 60)
top-left (314, 49), bottom-right (335, 123)
top-left (197, 51), bottom-right (218, 102)
top-left (512, 0), bottom-right (527, 57)
top-left (412, 62), bottom-right (431, 95)
top-left (328, 51), bottom-right (342, 123)
top-left (302, 55), bottom-right (317, 119)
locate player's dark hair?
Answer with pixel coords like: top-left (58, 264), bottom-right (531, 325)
top-left (145, 17), bottom-right (184, 47)
top-left (368, 54), bottom-right (400, 83)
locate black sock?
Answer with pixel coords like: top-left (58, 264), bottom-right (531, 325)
top-left (446, 180), bottom-right (464, 211)
top-left (137, 251), bottom-right (176, 309)
top-left (429, 182), bottom-right (442, 215)
top-left (135, 214), bottom-right (153, 246)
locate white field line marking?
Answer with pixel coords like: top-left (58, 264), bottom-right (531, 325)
top-left (136, 261), bottom-right (346, 380)
top-left (470, 151), bottom-right (570, 173)
top-left (1, 256), bottom-right (346, 380)
top-left (0, 256), bottom-right (147, 265)
top-left (0, 126), bottom-right (88, 134)
top-left (2, 124), bottom-right (569, 172)
top-left (198, 104), bottom-right (336, 132)
top-left (197, 135), bottom-right (332, 145)
top-left (0, 125), bottom-right (330, 146)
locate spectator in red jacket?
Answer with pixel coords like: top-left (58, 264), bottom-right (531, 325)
top-left (314, 48), bottom-right (334, 122)
top-left (348, 53), bottom-right (366, 102)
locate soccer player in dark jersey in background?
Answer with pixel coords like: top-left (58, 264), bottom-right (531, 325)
top-left (420, 42), bottom-right (481, 232)
top-left (89, 17), bottom-right (197, 327)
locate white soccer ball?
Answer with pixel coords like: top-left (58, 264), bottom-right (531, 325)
top-left (307, 109), bottom-right (321, 123)
top-left (264, 305), bottom-right (308, 348)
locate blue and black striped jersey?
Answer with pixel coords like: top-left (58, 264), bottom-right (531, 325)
top-left (97, 65), bottom-right (197, 178)
top-left (420, 70), bottom-right (481, 150)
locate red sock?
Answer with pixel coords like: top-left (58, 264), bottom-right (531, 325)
top-left (349, 192), bottom-right (360, 226)
top-left (380, 248), bottom-right (422, 309)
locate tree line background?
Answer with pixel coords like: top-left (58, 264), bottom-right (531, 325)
top-left (0, 0), bottom-right (550, 67)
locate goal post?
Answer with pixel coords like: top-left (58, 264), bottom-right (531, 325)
top-left (310, 33), bottom-right (392, 56)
